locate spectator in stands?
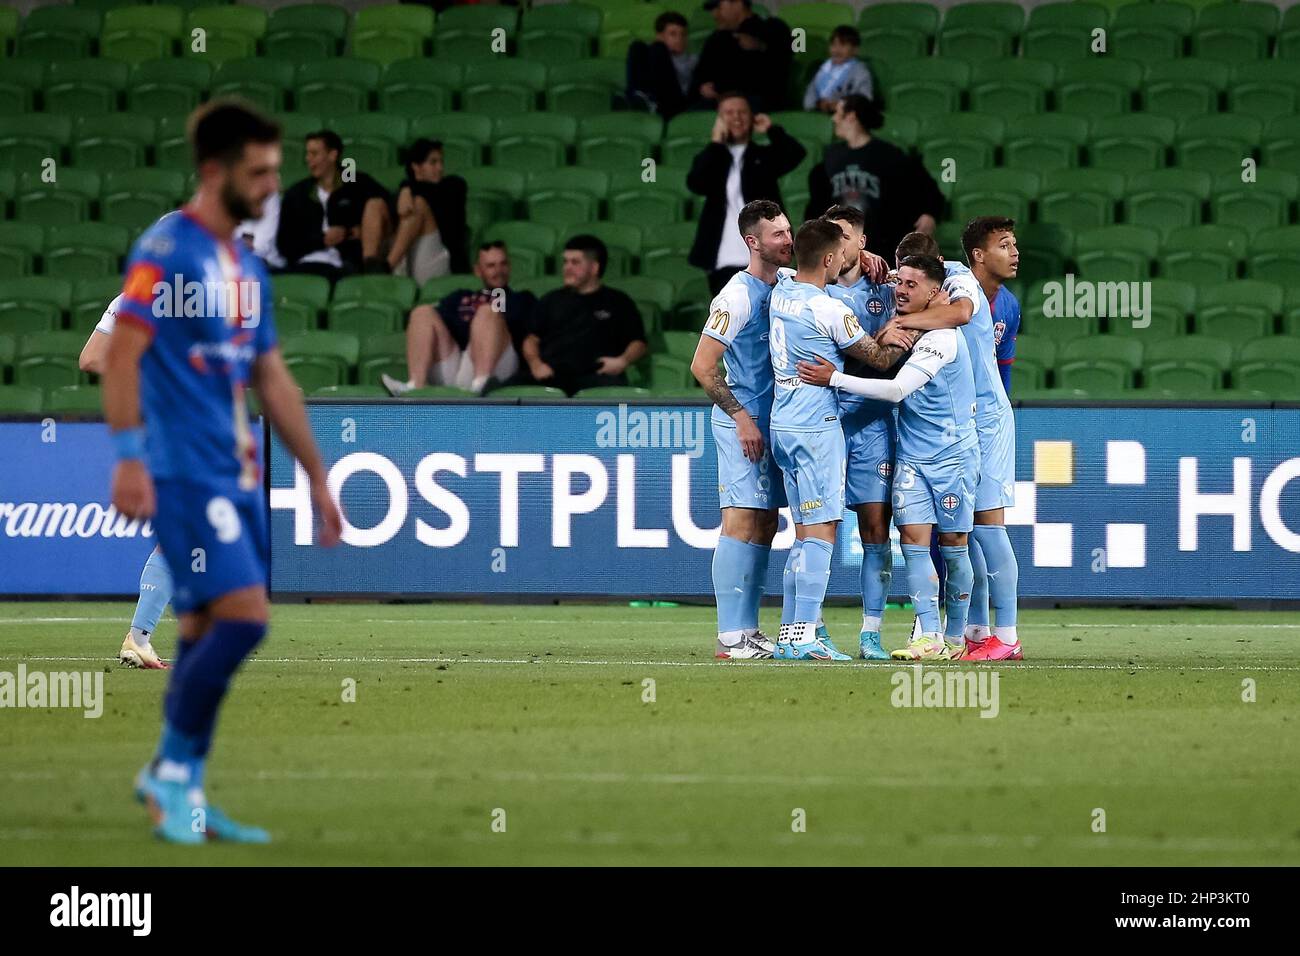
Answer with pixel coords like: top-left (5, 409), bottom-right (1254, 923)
top-left (385, 138), bottom-right (470, 281)
top-left (806, 95), bottom-right (943, 260)
top-left (692, 0), bottom-right (793, 112)
top-left (276, 129), bottom-right (394, 282)
top-left (687, 93), bottom-right (806, 296)
top-left (382, 241), bottom-right (535, 397)
top-left (626, 11), bottom-right (698, 119)
top-left (523, 235), bottom-right (648, 397)
top-left (803, 25), bottom-right (874, 112)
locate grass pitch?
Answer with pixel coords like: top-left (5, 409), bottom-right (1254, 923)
top-left (1, 602), bottom-right (1297, 866)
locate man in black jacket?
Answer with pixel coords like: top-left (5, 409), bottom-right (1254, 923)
top-left (692, 0), bottom-right (793, 112)
top-left (276, 129), bottom-right (394, 282)
top-left (687, 93), bottom-right (806, 295)
top-left (805, 95), bottom-right (943, 260)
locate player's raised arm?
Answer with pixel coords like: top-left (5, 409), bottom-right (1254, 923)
top-left (251, 347), bottom-right (342, 546)
top-left (840, 320), bottom-right (914, 369)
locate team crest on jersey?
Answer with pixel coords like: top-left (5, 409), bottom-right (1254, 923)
top-left (866, 297), bottom-right (885, 316)
top-left (940, 494), bottom-right (960, 512)
top-left (993, 320), bottom-right (1006, 345)
top-left (876, 460), bottom-right (892, 480)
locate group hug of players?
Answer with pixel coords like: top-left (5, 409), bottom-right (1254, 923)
top-left (693, 201), bottom-right (1024, 663)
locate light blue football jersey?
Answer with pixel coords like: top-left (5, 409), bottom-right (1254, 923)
top-left (896, 326), bottom-right (979, 464)
top-left (769, 277), bottom-right (866, 432)
top-left (701, 269), bottom-right (776, 425)
top-left (826, 275), bottom-right (896, 420)
top-left (944, 260), bottom-right (1009, 423)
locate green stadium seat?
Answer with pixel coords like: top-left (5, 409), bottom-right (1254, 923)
top-left (1112, 24), bottom-right (1184, 59)
top-left (1130, 167), bottom-right (1211, 200)
top-left (1236, 336), bottom-right (1300, 368)
top-left (187, 4), bottom-right (267, 40)
top-left (282, 331), bottom-right (360, 391)
top-left (333, 275), bottom-right (417, 310)
top-left (1106, 307), bottom-right (1185, 339)
top-left (859, 2), bottom-right (940, 33)
top-left (44, 384), bottom-right (103, 416)
top-left (310, 385), bottom-right (387, 398)
top-left (1198, 279), bottom-right (1282, 319)
top-left (100, 29), bottom-right (173, 67)
top-left (353, 331), bottom-right (407, 386)
top-left (1147, 335), bottom-right (1233, 372)
top-left (43, 223), bottom-right (129, 280)
top-left (20, 6), bottom-right (102, 47)
top-left (489, 385), bottom-right (566, 399)
top-left (1027, 2), bottom-right (1110, 31)
top-left (127, 59), bottom-right (210, 117)
top-left (351, 30), bottom-right (425, 67)
top-left (0, 223), bottom-right (43, 279)
top-left (943, 2), bottom-right (1025, 32)
top-left (272, 273), bottom-right (330, 316)
top-left (1040, 169), bottom-right (1123, 230)
top-left (1074, 225), bottom-right (1159, 280)
top-left (573, 386), bottom-right (652, 400)
top-left (1060, 336), bottom-right (1144, 372)
top-left (937, 25), bottom-right (1013, 59)
top-left (1123, 190), bottom-right (1200, 238)
top-left (43, 59), bottom-right (130, 114)
top-left (183, 28), bottom-right (255, 65)
top-left (523, 190), bottom-right (593, 226)
top-left (14, 331), bottom-right (87, 387)
top-left (0, 277), bottom-right (72, 332)
top-left (294, 59), bottom-right (381, 115)
top-left (519, 28), bottom-right (592, 64)
top-left (326, 301), bottom-right (403, 336)
top-left (0, 384), bottom-right (44, 414)
top-left (1143, 361), bottom-right (1222, 393)
top-left (378, 60), bottom-right (457, 115)
top-left (482, 221), bottom-right (559, 261)
top-left (1212, 190), bottom-right (1286, 234)
top-left (1161, 226), bottom-right (1245, 283)
top-left (264, 29), bottom-right (333, 60)
top-left (1055, 359), bottom-right (1132, 391)
top-left (1197, 1), bottom-right (1279, 34)
top-left (1088, 136), bottom-right (1163, 174)
top-left (1192, 27), bottom-right (1268, 62)
top-left (211, 58), bottom-right (293, 112)
top-left (1115, 2), bottom-right (1195, 34)
top-left (354, 4), bottom-right (434, 37)
top-left (1002, 113), bottom-right (1086, 169)
top-left (1022, 27), bottom-right (1099, 61)
top-left (1231, 360), bottom-right (1300, 395)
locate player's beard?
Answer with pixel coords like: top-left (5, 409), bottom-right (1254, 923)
top-left (220, 181), bottom-right (260, 222)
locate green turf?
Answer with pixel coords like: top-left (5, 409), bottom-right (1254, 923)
top-left (1, 602), bottom-right (1297, 865)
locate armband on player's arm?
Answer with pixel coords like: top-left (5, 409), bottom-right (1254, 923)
top-left (829, 363), bottom-right (932, 404)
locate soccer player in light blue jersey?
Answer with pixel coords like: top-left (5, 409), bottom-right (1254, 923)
top-left (691, 200), bottom-right (794, 660)
top-left (798, 255), bottom-right (978, 661)
top-left (768, 219), bottom-right (913, 661)
top-left (103, 100), bottom-right (343, 844)
top-left (891, 225), bottom-right (1022, 661)
top-left (81, 293), bottom-right (175, 671)
top-left (820, 205), bottom-right (899, 660)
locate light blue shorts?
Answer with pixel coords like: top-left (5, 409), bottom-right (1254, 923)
top-left (844, 413), bottom-right (896, 507)
top-left (892, 444), bottom-right (979, 534)
top-left (974, 409), bottom-right (1016, 512)
top-left (714, 417), bottom-right (787, 510)
top-left (771, 426), bottom-right (846, 525)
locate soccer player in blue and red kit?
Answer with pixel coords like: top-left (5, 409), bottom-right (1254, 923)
top-left (103, 101), bottom-right (343, 844)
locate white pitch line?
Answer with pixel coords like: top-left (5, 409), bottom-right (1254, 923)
top-left (5, 616), bottom-right (1300, 628)
top-left (6, 655), bottom-right (1300, 671)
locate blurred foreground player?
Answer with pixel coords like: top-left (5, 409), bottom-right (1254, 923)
top-left (103, 100), bottom-right (343, 844)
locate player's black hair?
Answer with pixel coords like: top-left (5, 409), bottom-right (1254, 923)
top-left (737, 199), bottom-right (784, 238)
top-left (961, 216), bottom-right (1017, 263)
top-left (716, 90), bottom-right (753, 110)
top-left (565, 234), bottom-right (608, 277)
top-left (838, 93), bottom-right (883, 132)
top-left (821, 204), bottom-right (865, 230)
top-left (899, 254), bottom-right (946, 285)
top-left (794, 217), bottom-right (844, 269)
top-left (187, 98), bottom-right (280, 168)
top-left (830, 24), bottom-right (860, 46)
top-left (401, 138), bottom-right (443, 179)
top-left (895, 230), bottom-right (941, 262)
top-left (655, 11), bottom-right (688, 32)
top-left (306, 129), bottom-right (345, 158)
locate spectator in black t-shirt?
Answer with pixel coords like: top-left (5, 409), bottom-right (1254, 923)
top-left (276, 129), bottom-right (394, 282)
top-left (382, 241), bottom-right (536, 396)
top-left (523, 235), bottom-right (648, 397)
top-left (385, 137), bottom-right (469, 280)
top-left (805, 95), bottom-right (943, 260)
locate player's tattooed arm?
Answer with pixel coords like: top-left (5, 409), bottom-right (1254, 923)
top-left (893, 291), bottom-right (972, 331)
top-left (692, 333), bottom-right (764, 462)
top-left (841, 326), bottom-right (915, 370)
